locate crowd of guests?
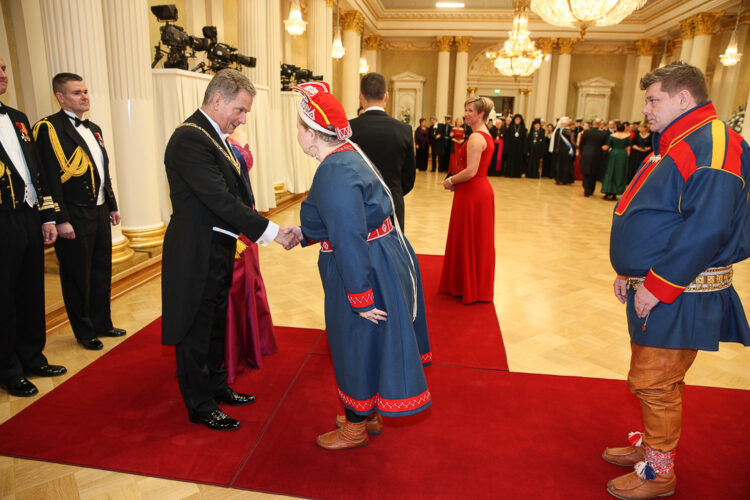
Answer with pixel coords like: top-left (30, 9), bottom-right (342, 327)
top-left (414, 111), bottom-right (653, 201)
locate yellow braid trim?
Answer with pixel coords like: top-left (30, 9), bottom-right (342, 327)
top-left (235, 238), bottom-right (248, 259)
top-left (32, 120), bottom-right (96, 196)
top-left (0, 160), bottom-right (17, 207)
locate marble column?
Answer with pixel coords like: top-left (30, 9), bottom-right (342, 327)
top-left (435, 36), bottom-right (452, 119)
top-left (340, 10), bottom-right (364, 117)
top-left (717, 19), bottom-right (749, 119)
top-left (101, 0), bottom-right (165, 250)
top-left (678, 18), bottom-right (694, 62)
top-left (39, 0), bottom-right (132, 263)
top-left (205, 0), bottom-right (224, 40)
top-left (690, 13), bottom-right (722, 73)
top-left (631, 39), bottom-right (658, 122)
top-left (619, 53), bottom-right (636, 119)
top-left (533, 38), bottom-right (554, 122)
top-left (325, 0), bottom-right (334, 90)
top-left (452, 36), bottom-right (472, 120)
top-left (363, 35), bottom-right (380, 75)
top-left (308, 0), bottom-right (329, 80)
top-left (552, 38), bottom-right (575, 120)
top-left (518, 89), bottom-right (531, 118)
top-left (742, 85), bottom-right (750, 143)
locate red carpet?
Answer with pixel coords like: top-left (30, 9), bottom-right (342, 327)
top-left (314, 254), bottom-right (509, 371)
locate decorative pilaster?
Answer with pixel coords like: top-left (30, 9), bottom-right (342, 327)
top-left (716, 18), bottom-right (749, 119)
top-left (552, 38), bottom-right (575, 120)
top-left (690, 12), bottom-right (722, 72)
top-left (533, 38), bottom-right (554, 122)
top-left (325, 0), bottom-right (334, 90)
top-left (102, 0), bottom-right (165, 250)
top-left (452, 36), bottom-right (471, 120)
top-left (631, 39), bottom-right (659, 121)
top-left (435, 36), bottom-right (452, 119)
top-left (308, 0), bottom-right (330, 81)
top-left (363, 35), bottom-right (380, 75)
top-left (39, 0), bottom-right (132, 262)
top-left (340, 10), bottom-right (364, 117)
top-left (678, 18), bottom-right (695, 62)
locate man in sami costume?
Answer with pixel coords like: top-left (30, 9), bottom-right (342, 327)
top-left (605, 61), bottom-right (750, 499)
top-left (292, 81), bottom-right (431, 450)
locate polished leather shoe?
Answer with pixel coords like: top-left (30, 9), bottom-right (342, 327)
top-left (215, 388), bottom-right (256, 406)
top-left (26, 364), bottom-right (67, 378)
top-left (189, 409), bottom-right (241, 431)
top-left (0, 378), bottom-right (39, 397)
top-left (98, 328), bottom-right (126, 337)
top-left (77, 338), bottom-right (103, 350)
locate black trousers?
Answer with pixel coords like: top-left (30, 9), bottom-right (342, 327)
top-left (439, 150), bottom-right (450, 172)
top-left (430, 145), bottom-right (441, 171)
top-left (0, 206), bottom-right (48, 382)
top-left (54, 204), bottom-right (113, 341)
top-left (175, 232), bottom-right (235, 416)
top-left (416, 147), bottom-right (429, 171)
top-left (582, 173), bottom-right (597, 196)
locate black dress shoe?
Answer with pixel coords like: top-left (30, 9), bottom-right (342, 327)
top-left (77, 338), bottom-right (104, 350)
top-left (189, 409), bottom-right (241, 431)
top-left (26, 364), bottom-right (67, 377)
top-left (215, 388), bottom-right (256, 406)
top-left (0, 378), bottom-right (39, 397)
top-left (98, 328), bottom-right (126, 337)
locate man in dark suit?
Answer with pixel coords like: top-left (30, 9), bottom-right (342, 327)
top-left (33, 73), bottom-right (125, 352)
top-left (349, 72), bottom-right (416, 230)
top-left (428, 116), bottom-right (444, 172)
top-left (0, 56), bottom-right (67, 397)
top-left (163, 69), bottom-right (300, 431)
top-left (579, 118), bottom-right (609, 197)
top-left (440, 115), bottom-right (453, 173)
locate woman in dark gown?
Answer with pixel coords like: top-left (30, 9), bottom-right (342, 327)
top-left (542, 123), bottom-right (555, 178)
top-left (504, 114), bottom-right (527, 177)
top-left (440, 96), bottom-right (496, 304)
top-left (627, 122), bottom-right (652, 183)
top-left (414, 118), bottom-right (430, 172)
top-left (525, 119), bottom-right (545, 178)
top-left (555, 118), bottom-right (576, 185)
top-left (601, 122), bottom-right (631, 200)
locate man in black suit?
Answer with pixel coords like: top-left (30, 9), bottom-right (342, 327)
top-left (428, 116), bottom-right (444, 172)
top-left (163, 69), bottom-right (300, 431)
top-left (440, 115), bottom-right (453, 173)
top-left (349, 72), bottom-right (416, 230)
top-left (34, 73), bottom-right (126, 352)
top-left (579, 118), bottom-right (610, 197)
top-left (0, 56), bottom-right (67, 397)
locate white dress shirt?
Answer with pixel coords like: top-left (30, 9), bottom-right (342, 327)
top-left (64, 110), bottom-right (106, 205)
top-left (0, 112), bottom-right (37, 207)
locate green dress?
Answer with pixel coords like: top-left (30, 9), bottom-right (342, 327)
top-left (601, 135), bottom-right (630, 195)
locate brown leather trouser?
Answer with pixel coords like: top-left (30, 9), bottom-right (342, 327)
top-left (627, 342), bottom-right (698, 453)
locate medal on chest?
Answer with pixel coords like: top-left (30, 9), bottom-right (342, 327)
top-left (93, 131), bottom-right (105, 149)
top-left (14, 122), bottom-right (30, 143)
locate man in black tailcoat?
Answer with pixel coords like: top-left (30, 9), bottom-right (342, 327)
top-left (428, 116), bottom-right (444, 172)
top-left (440, 115), bottom-right (453, 173)
top-left (0, 56), bottom-right (67, 397)
top-left (33, 73), bottom-right (126, 352)
top-left (579, 118), bottom-right (609, 197)
top-left (162, 69), bottom-right (300, 431)
top-left (349, 72), bottom-right (416, 230)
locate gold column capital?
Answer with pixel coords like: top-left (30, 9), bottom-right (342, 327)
top-left (535, 37), bottom-right (556, 55)
top-left (634, 39), bottom-right (659, 56)
top-left (520, 88), bottom-right (533, 96)
top-left (691, 12), bottom-right (722, 36)
top-left (363, 35), bottom-right (381, 50)
top-left (557, 38), bottom-right (576, 55)
top-left (340, 10), bottom-right (364, 34)
top-left (436, 35), bottom-right (453, 52)
top-left (467, 86), bottom-right (478, 95)
top-left (454, 36), bottom-right (472, 53)
top-left (325, 0), bottom-right (335, 7)
top-left (679, 18), bottom-right (695, 40)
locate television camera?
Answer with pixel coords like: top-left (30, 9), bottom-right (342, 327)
top-left (280, 64), bottom-right (323, 91)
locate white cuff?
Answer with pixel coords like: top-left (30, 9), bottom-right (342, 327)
top-left (256, 221), bottom-right (279, 246)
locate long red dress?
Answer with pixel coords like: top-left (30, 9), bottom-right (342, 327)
top-left (448, 128), bottom-right (466, 175)
top-left (439, 131), bottom-right (495, 304)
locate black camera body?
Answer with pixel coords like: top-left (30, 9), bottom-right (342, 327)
top-left (280, 63), bottom-right (323, 91)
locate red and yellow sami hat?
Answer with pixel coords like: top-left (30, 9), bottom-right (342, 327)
top-left (293, 81), bottom-right (352, 141)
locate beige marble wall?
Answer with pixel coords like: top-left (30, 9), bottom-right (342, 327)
top-left (568, 54), bottom-right (628, 121)
top-left (379, 49), bottom-right (438, 119)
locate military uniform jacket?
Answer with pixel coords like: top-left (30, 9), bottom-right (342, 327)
top-left (161, 110), bottom-right (269, 345)
top-left (32, 109), bottom-right (117, 224)
top-left (0, 105), bottom-right (55, 222)
top-left (610, 102), bottom-right (750, 350)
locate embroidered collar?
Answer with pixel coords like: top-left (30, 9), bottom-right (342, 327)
top-left (328, 143), bottom-right (354, 156)
top-left (652, 101), bottom-right (717, 155)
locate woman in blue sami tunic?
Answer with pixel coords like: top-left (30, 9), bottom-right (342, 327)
top-left (293, 82), bottom-right (431, 451)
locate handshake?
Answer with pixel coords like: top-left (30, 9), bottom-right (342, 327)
top-left (274, 225), bottom-right (303, 250)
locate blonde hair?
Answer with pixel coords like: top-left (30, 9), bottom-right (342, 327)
top-left (464, 95), bottom-right (494, 120)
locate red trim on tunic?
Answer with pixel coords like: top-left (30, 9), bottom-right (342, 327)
top-left (338, 387), bottom-right (432, 413)
top-left (320, 218), bottom-right (393, 253)
top-left (421, 352), bottom-right (433, 364)
top-left (332, 143), bottom-right (354, 154)
top-left (644, 269), bottom-right (685, 304)
top-left (615, 155), bottom-right (660, 216)
top-left (725, 130), bottom-right (744, 178)
top-left (347, 289), bottom-right (374, 307)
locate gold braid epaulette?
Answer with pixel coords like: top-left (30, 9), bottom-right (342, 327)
top-left (235, 238), bottom-right (248, 260)
top-left (32, 119), bottom-right (96, 196)
top-left (176, 123), bottom-right (240, 176)
top-left (0, 160), bottom-right (17, 206)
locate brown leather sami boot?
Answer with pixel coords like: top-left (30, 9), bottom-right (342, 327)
top-left (607, 446), bottom-right (677, 499)
top-left (603, 431), bottom-right (645, 466)
top-left (335, 412), bottom-right (383, 435)
top-left (316, 420), bottom-right (368, 450)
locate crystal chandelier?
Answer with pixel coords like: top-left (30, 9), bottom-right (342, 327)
top-left (485, 0), bottom-right (543, 77)
top-left (332, 1), bottom-right (345, 59)
top-left (359, 57), bottom-right (369, 74)
top-left (531, 0), bottom-right (647, 39)
top-left (720, 4), bottom-right (743, 67)
top-left (284, 0), bottom-right (307, 36)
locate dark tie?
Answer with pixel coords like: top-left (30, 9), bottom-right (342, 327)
top-left (0, 106), bottom-right (7, 115)
top-left (74, 117), bottom-right (90, 128)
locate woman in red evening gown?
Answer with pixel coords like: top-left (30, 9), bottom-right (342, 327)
top-left (225, 132), bottom-right (278, 384)
top-left (439, 96), bottom-right (496, 304)
top-left (448, 118), bottom-right (467, 175)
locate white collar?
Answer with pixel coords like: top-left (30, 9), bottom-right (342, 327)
top-left (364, 106), bottom-right (385, 113)
top-left (63, 109), bottom-right (85, 123)
top-left (199, 108), bottom-right (229, 140)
